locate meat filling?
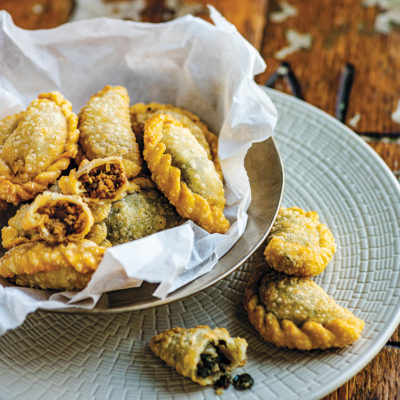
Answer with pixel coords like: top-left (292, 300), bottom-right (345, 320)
top-left (38, 201), bottom-right (84, 239)
top-left (79, 163), bottom-right (126, 199)
top-left (196, 341), bottom-right (232, 379)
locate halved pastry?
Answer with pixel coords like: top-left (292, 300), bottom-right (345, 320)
top-left (59, 157), bottom-right (130, 202)
top-left (264, 207), bottom-right (336, 276)
top-left (143, 114), bottom-right (229, 234)
top-left (244, 266), bottom-right (364, 350)
top-left (130, 102), bottom-right (221, 176)
top-left (79, 85), bottom-right (142, 179)
top-left (150, 325), bottom-right (247, 386)
top-left (0, 239), bottom-right (105, 290)
top-left (2, 192), bottom-right (94, 249)
top-left (0, 92), bottom-right (79, 204)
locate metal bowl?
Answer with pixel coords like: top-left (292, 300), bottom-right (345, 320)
top-left (54, 136), bottom-right (284, 312)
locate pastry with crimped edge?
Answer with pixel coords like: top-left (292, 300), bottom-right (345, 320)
top-left (0, 239), bottom-right (105, 290)
top-left (150, 325), bottom-right (247, 386)
top-left (0, 92), bottom-right (79, 204)
top-left (79, 85), bottom-right (142, 179)
top-left (130, 102), bottom-right (222, 176)
top-left (264, 207), bottom-right (336, 277)
top-left (2, 191), bottom-right (94, 249)
top-left (243, 265), bottom-right (364, 350)
top-left (59, 157), bottom-right (133, 202)
top-left (143, 114), bottom-right (229, 234)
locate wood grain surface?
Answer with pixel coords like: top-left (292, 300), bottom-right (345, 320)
top-left (0, 0), bottom-right (399, 399)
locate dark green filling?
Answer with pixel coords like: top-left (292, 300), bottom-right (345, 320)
top-left (232, 373), bottom-right (254, 390)
top-left (196, 344), bottom-right (231, 378)
top-left (213, 374), bottom-right (231, 390)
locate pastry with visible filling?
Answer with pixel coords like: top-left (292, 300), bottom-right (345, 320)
top-left (243, 266), bottom-right (364, 350)
top-left (143, 114), bottom-right (228, 234)
top-left (0, 239), bottom-right (105, 290)
top-left (78, 85), bottom-right (141, 178)
top-left (130, 102), bottom-right (221, 176)
top-left (0, 92), bottom-right (79, 204)
top-left (150, 325), bottom-right (247, 386)
top-left (2, 192), bottom-right (94, 248)
top-left (264, 207), bottom-right (336, 276)
top-left (59, 157), bottom-right (131, 202)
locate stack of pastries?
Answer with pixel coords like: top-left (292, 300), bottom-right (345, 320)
top-left (0, 85), bottom-right (228, 291)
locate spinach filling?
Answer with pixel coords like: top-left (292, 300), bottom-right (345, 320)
top-left (196, 341), bottom-right (232, 379)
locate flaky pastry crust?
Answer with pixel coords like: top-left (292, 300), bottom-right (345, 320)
top-left (79, 85), bottom-right (141, 178)
top-left (2, 191), bottom-right (94, 249)
top-left (59, 157), bottom-right (132, 202)
top-left (0, 239), bottom-right (105, 290)
top-left (150, 325), bottom-right (247, 386)
top-left (143, 114), bottom-right (229, 234)
top-left (0, 92), bottom-right (79, 204)
top-left (264, 207), bottom-right (336, 276)
top-left (130, 102), bottom-right (222, 176)
top-left (243, 266), bottom-right (364, 350)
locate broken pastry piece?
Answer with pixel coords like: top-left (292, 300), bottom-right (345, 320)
top-left (0, 239), bottom-right (105, 290)
top-left (143, 114), bottom-right (229, 234)
top-left (0, 92), bottom-right (79, 204)
top-left (244, 266), bottom-right (364, 350)
top-left (264, 207), bottom-right (336, 276)
top-left (59, 157), bottom-right (130, 202)
top-left (150, 326), bottom-right (247, 386)
top-left (78, 85), bottom-right (142, 179)
top-left (130, 102), bottom-right (221, 176)
top-left (2, 192), bottom-right (94, 249)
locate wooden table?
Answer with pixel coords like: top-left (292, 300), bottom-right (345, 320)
top-left (1, 0), bottom-right (399, 398)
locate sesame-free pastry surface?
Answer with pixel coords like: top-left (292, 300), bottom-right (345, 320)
top-left (244, 265), bottom-right (364, 350)
top-left (0, 239), bottom-right (105, 290)
top-left (78, 85), bottom-right (142, 179)
top-left (0, 92), bottom-right (79, 204)
top-left (143, 113), bottom-right (229, 234)
top-left (1, 191), bottom-right (94, 249)
top-left (130, 102), bottom-right (221, 175)
top-left (264, 207), bottom-right (336, 277)
top-left (150, 325), bottom-right (247, 386)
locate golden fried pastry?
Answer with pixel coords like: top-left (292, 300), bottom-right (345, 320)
top-left (59, 157), bottom-right (131, 202)
top-left (130, 102), bottom-right (221, 176)
top-left (79, 85), bottom-right (141, 178)
top-left (150, 325), bottom-right (247, 386)
top-left (103, 185), bottom-right (184, 245)
top-left (2, 192), bottom-right (94, 249)
top-left (264, 207), bottom-right (336, 276)
top-left (244, 266), bottom-right (364, 350)
top-left (0, 240), bottom-right (105, 290)
top-left (0, 92), bottom-right (79, 204)
top-left (143, 114), bottom-right (229, 234)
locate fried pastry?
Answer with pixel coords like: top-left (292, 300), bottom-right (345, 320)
top-left (244, 266), bottom-right (364, 350)
top-left (130, 102), bottom-right (221, 175)
top-left (0, 92), bottom-right (79, 204)
top-left (150, 325), bottom-right (247, 386)
top-left (59, 157), bottom-right (131, 202)
top-left (143, 114), bottom-right (229, 234)
top-left (264, 207), bottom-right (336, 276)
top-left (79, 85), bottom-right (141, 178)
top-left (0, 240), bottom-right (105, 290)
top-left (2, 192), bottom-right (94, 249)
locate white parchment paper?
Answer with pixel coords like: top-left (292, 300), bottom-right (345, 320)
top-left (0, 7), bottom-right (277, 334)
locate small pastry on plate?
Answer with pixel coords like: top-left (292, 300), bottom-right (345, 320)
top-left (78, 85), bottom-right (142, 179)
top-left (0, 92), bottom-right (79, 204)
top-left (150, 325), bottom-right (247, 386)
top-left (130, 102), bottom-right (221, 176)
top-left (0, 239), bottom-right (105, 290)
top-left (264, 207), bottom-right (336, 276)
top-left (143, 114), bottom-right (229, 234)
top-left (2, 191), bottom-right (94, 248)
top-left (244, 266), bottom-right (364, 350)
